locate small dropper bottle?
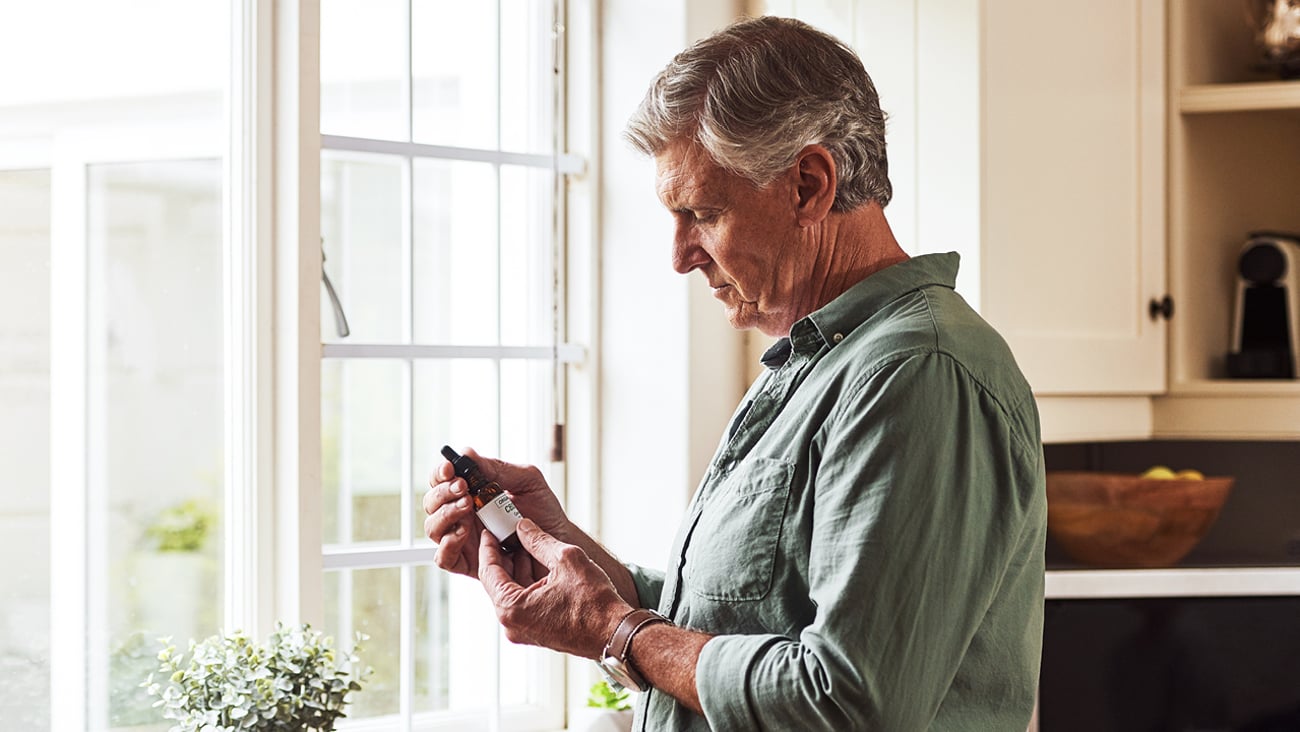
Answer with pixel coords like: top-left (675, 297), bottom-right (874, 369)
top-left (441, 446), bottom-right (523, 552)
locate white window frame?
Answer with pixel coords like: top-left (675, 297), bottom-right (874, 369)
top-left (267, 1), bottom-right (597, 730)
top-left (4, 0), bottom-right (594, 728)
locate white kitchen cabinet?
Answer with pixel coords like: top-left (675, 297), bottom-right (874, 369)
top-left (768, 1), bottom-right (1167, 400)
top-left (868, 0), bottom-right (1170, 398)
top-left (970, 0), bottom-right (1167, 398)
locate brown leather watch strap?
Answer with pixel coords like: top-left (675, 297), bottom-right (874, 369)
top-left (605, 608), bottom-right (671, 673)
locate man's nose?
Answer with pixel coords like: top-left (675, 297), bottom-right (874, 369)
top-left (671, 226), bottom-right (710, 274)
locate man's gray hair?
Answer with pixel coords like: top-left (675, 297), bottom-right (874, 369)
top-left (625, 15), bottom-right (891, 211)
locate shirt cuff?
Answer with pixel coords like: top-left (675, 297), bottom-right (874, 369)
top-left (696, 633), bottom-right (784, 730)
top-left (623, 563), bottom-right (665, 610)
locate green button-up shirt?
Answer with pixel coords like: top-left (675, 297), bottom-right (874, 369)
top-left (626, 253), bottom-right (1046, 731)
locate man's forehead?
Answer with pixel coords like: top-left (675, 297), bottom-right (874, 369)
top-left (654, 141), bottom-right (723, 205)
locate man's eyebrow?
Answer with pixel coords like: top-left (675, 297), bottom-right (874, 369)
top-left (664, 188), bottom-right (720, 212)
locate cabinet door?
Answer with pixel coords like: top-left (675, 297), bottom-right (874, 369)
top-left (978, 0), bottom-right (1166, 395)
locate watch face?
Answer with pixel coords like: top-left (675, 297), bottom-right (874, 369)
top-left (599, 656), bottom-right (646, 693)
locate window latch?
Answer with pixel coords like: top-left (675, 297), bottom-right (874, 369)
top-left (321, 245), bottom-right (351, 338)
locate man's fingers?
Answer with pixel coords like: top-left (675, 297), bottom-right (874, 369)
top-left (478, 530), bottom-right (520, 602)
top-left (429, 458), bottom-right (456, 488)
top-left (430, 520), bottom-right (470, 571)
top-left (422, 477), bottom-right (466, 516)
top-left (424, 497), bottom-right (473, 545)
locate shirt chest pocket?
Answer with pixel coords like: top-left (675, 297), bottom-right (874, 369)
top-left (683, 457), bottom-right (794, 603)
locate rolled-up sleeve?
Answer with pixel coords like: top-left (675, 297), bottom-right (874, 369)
top-left (625, 563), bottom-right (666, 610)
top-left (692, 353), bottom-right (1042, 730)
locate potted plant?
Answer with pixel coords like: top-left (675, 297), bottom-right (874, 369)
top-left (575, 680), bottom-right (633, 732)
top-left (143, 622), bottom-right (371, 731)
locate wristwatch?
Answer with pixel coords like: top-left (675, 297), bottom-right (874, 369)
top-left (597, 608), bottom-right (671, 693)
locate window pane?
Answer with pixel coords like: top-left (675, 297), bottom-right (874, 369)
top-left (499, 165), bottom-right (556, 346)
top-left (411, 359), bottom-right (501, 539)
top-left (322, 359), bottom-right (407, 545)
top-left (498, 360), bottom-right (556, 467)
top-left (321, 154), bottom-right (406, 344)
top-left (413, 159), bottom-right (499, 345)
top-left (413, 565), bottom-right (450, 713)
top-left (321, 0), bottom-right (408, 140)
top-left (86, 160), bottom-right (224, 727)
top-left (498, 0), bottom-right (556, 155)
top-left (325, 567), bottom-right (402, 719)
top-left (412, 1), bottom-right (499, 150)
top-left (0, 169), bottom-right (51, 730)
top-left (441, 573), bottom-right (502, 714)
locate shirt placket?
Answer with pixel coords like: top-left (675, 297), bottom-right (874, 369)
top-left (657, 326), bottom-right (823, 620)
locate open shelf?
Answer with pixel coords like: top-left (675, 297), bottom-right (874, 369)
top-left (1167, 4), bottom-right (1300, 439)
top-left (1180, 80), bottom-right (1300, 113)
top-left (1046, 567), bottom-right (1300, 599)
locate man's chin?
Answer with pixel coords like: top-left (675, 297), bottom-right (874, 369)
top-left (722, 305), bottom-right (759, 332)
top-left (726, 308), bottom-right (794, 338)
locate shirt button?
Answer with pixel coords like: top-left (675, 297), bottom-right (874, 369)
top-left (832, 332), bottom-right (844, 343)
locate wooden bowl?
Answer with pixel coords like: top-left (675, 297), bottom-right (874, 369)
top-left (1045, 471), bottom-right (1234, 568)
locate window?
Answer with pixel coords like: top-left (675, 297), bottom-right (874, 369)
top-left (0, 1), bottom-right (589, 730)
top-left (317, 1), bottom-right (584, 728)
top-left (0, 3), bottom-right (229, 729)
top-left (0, 167), bottom-right (53, 730)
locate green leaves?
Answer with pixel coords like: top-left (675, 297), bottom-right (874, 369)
top-left (586, 680), bottom-right (631, 711)
top-left (141, 622), bottom-right (373, 732)
top-left (144, 498), bottom-right (217, 552)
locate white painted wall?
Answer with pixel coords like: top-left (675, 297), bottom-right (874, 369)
top-left (745, 0), bottom-right (932, 378)
top-left (597, 0), bottom-right (748, 568)
top-left (760, 0), bottom-right (921, 252)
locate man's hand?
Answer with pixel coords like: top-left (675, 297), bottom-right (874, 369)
top-left (478, 519), bottom-right (631, 659)
top-left (423, 448), bottom-right (571, 578)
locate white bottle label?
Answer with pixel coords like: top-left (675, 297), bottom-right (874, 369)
top-left (478, 493), bottom-right (523, 541)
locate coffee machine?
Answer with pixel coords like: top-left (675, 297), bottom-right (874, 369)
top-left (1227, 231), bottom-right (1300, 378)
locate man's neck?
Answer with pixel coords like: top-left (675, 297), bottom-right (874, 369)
top-left (784, 202), bottom-right (909, 330)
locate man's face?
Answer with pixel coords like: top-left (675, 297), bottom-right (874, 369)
top-left (654, 140), bottom-right (807, 337)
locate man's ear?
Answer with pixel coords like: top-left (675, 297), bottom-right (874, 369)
top-left (793, 145), bottom-right (837, 226)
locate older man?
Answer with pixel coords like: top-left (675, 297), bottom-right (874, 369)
top-left (425, 16), bottom-right (1045, 731)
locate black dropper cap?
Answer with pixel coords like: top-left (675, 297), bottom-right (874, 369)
top-left (441, 445), bottom-right (474, 476)
top-left (441, 446), bottom-right (494, 495)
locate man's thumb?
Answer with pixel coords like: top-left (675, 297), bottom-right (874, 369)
top-left (516, 519), bottom-right (566, 567)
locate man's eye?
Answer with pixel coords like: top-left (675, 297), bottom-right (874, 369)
top-left (672, 208), bottom-right (717, 225)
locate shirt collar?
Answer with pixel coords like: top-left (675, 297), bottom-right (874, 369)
top-left (807, 252), bottom-right (960, 349)
top-left (760, 338), bottom-right (794, 370)
top-left (755, 253), bottom-right (961, 369)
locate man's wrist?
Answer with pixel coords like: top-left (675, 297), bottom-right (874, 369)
top-left (598, 608), bottom-right (672, 692)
